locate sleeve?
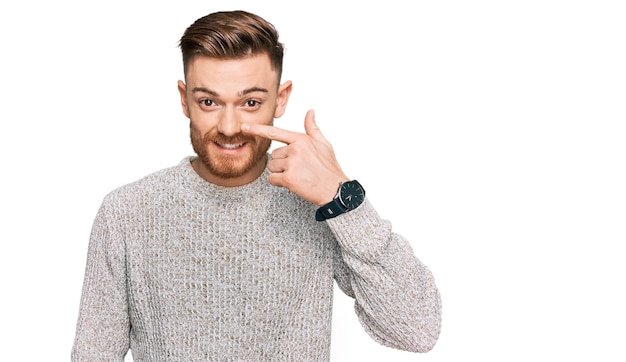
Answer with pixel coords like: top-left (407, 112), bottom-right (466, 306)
top-left (71, 200), bottom-right (130, 361)
top-left (330, 199), bottom-right (442, 353)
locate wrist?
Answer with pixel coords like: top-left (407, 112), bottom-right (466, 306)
top-left (315, 180), bottom-right (365, 221)
top-left (317, 178), bottom-right (349, 206)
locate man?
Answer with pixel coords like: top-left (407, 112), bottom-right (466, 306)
top-left (72, 10), bottom-right (442, 361)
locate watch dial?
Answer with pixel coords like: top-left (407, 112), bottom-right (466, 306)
top-left (340, 181), bottom-right (365, 209)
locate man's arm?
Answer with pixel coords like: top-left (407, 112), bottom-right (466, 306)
top-left (242, 110), bottom-right (442, 352)
top-left (72, 201), bottom-right (130, 361)
top-left (330, 199), bottom-right (442, 352)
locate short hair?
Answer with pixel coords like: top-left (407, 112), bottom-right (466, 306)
top-left (179, 10), bottom-right (284, 81)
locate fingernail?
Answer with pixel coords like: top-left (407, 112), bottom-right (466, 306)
top-left (241, 124), bottom-right (250, 131)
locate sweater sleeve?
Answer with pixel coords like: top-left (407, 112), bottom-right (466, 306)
top-left (329, 199), bottom-right (442, 353)
top-left (71, 200), bottom-right (130, 361)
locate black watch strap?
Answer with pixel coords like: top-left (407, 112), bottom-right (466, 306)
top-left (315, 199), bottom-right (346, 221)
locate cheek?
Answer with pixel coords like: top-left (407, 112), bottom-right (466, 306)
top-left (247, 108), bottom-right (276, 126)
top-left (254, 135), bottom-right (272, 153)
top-left (189, 119), bottom-right (203, 135)
top-left (189, 113), bottom-right (218, 132)
top-left (189, 123), bottom-right (205, 146)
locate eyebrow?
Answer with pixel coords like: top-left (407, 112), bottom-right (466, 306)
top-left (191, 86), bottom-right (269, 97)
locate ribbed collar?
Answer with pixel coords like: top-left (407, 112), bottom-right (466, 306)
top-left (177, 155), bottom-right (272, 202)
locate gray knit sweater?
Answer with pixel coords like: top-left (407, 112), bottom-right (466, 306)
top-left (72, 156), bottom-right (441, 361)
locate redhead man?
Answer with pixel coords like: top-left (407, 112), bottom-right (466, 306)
top-left (72, 10), bottom-right (441, 361)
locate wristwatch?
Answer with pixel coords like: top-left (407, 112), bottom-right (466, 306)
top-left (315, 180), bottom-right (366, 221)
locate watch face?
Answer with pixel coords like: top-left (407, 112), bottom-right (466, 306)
top-left (339, 181), bottom-right (366, 209)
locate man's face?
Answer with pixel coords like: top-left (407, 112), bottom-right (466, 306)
top-left (178, 54), bottom-right (291, 186)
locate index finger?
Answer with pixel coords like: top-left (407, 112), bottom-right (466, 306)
top-left (241, 123), bottom-right (299, 144)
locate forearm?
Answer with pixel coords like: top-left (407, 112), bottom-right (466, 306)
top-left (328, 199), bottom-right (442, 352)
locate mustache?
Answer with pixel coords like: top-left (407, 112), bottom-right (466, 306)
top-left (202, 131), bottom-right (255, 145)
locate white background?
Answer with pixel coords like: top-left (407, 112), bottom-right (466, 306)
top-left (1, 1), bottom-right (625, 361)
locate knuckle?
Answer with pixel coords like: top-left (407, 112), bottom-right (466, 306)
top-left (282, 172), bottom-right (296, 186)
top-left (267, 127), bottom-right (279, 139)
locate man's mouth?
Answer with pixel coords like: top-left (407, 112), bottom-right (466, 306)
top-left (215, 141), bottom-right (246, 149)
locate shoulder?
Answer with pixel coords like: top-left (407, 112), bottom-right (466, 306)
top-left (100, 158), bottom-right (189, 211)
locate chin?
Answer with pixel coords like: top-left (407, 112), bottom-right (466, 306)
top-left (204, 151), bottom-right (258, 178)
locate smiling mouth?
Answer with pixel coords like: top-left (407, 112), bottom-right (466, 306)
top-left (215, 142), bottom-right (246, 149)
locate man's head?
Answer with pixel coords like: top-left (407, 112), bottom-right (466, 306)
top-left (177, 11), bottom-right (292, 187)
top-left (179, 10), bottom-right (284, 83)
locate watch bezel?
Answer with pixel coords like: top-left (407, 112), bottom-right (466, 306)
top-left (338, 180), bottom-right (365, 210)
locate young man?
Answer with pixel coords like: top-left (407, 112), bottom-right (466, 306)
top-left (72, 10), bottom-right (442, 361)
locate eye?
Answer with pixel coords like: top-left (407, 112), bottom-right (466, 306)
top-left (244, 100), bottom-right (261, 109)
top-left (199, 99), bottom-right (215, 108)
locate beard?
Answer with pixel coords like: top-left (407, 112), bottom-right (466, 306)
top-left (190, 125), bottom-right (271, 179)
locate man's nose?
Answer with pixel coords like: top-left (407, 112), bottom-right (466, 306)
top-left (217, 107), bottom-right (240, 136)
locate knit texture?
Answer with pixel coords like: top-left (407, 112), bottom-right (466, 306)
top-left (72, 156), bottom-right (442, 361)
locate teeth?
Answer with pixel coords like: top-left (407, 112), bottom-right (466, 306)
top-left (218, 143), bottom-right (244, 149)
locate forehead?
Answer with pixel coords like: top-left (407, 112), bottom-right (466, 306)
top-left (185, 54), bottom-right (278, 93)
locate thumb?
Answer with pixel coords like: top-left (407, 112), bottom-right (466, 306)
top-left (304, 109), bottom-right (325, 141)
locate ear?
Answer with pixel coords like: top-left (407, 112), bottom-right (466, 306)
top-left (178, 80), bottom-right (190, 118)
top-left (273, 80), bottom-right (293, 119)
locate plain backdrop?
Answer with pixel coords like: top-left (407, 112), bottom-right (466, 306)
top-left (1, 1), bottom-right (625, 361)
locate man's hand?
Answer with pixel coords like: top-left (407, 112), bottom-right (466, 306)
top-left (241, 110), bottom-right (348, 206)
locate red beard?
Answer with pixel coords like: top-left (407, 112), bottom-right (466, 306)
top-left (190, 126), bottom-right (271, 179)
